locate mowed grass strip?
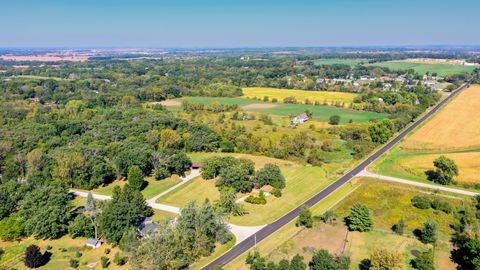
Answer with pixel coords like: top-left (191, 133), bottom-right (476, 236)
top-left (401, 85), bottom-right (480, 151)
top-left (242, 87), bottom-right (357, 104)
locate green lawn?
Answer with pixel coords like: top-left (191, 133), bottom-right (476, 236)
top-left (88, 175), bottom-right (182, 199)
top-left (156, 176), bottom-right (218, 208)
top-left (170, 97), bottom-right (388, 124)
top-left (159, 152), bottom-right (352, 226)
top-left (367, 61), bottom-right (475, 76)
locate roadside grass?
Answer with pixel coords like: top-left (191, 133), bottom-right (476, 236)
top-left (332, 178), bottom-right (464, 240)
top-left (0, 237), bottom-right (124, 270)
top-left (190, 235), bottom-right (236, 270)
top-left (366, 61), bottom-right (476, 76)
top-left (241, 87), bottom-right (357, 104)
top-left (224, 182), bottom-right (360, 269)
top-left (225, 178), bottom-right (463, 270)
top-left (167, 96), bottom-right (388, 124)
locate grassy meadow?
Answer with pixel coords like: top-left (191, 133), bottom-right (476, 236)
top-left (367, 60), bottom-right (476, 76)
top-left (225, 178), bottom-right (465, 270)
top-left (374, 85), bottom-right (480, 187)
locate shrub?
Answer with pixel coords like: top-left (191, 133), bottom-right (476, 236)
top-left (296, 205), bottom-right (313, 228)
top-left (245, 192), bottom-right (267, 205)
top-left (272, 188), bottom-right (282, 198)
top-left (392, 218), bottom-right (406, 235)
top-left (127, 165), bottom-right (144, 191)
top-left (413, 249), bottom-right (434, 270)
top-left (101, 256), bottom-right (110, 268)
top-left (431, 198), bottom-right (453, 213)
top-left (74, 251), bottom-right (82, 258)
top-left (113, 252), bottom-right (127, 266)
top-left (69, 258), bottom-right (79, 268)
top-left (411, 195), bottom-right (432, 209)
top-left (24, 245), bottom-right (44, 268)
top-left (104, 248), bottom-right (111, 255)
top-left (329, 115), bottom-right (341, 125)
top-left (322, 210), bottom-right (337, 224)
top-left (369, 248), bottom-right (403, 270)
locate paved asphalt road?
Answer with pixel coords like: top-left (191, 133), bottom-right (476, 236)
top-left (203, 82), bottom-right (470, 269)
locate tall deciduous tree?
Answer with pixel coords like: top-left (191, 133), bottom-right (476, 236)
top-left (127, 165), bottom-right (144, 191)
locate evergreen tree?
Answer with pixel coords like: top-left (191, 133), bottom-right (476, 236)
top-left (392, 217), bottom-right (406, 235)
top-left (346, 203), bottom-right (373, 232)
top-left (420, 220), bottom-right (437, 244)
top-left (24, 245), bottom-right (44, 268)
top-left (128, 165), bottom-right (144, 191)
top-left (413, 249), bottom-right (434, 270)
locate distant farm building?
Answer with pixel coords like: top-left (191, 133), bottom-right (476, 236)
top-left (260, 185), bottom-right (274, 195)
top-left (191, 162), bottom-right (203, 170)
top-left (86, 238), bottom-right (102, 249)
top-left (291, 113), bottom-right (309, 125)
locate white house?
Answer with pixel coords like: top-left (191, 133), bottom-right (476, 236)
top-left (86, 238), bottom-right (102, 249)
top-left (291, 113), bottom-right (309, 125)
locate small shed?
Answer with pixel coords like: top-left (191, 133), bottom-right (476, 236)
top-left (191, 162), bottom-right (203, 170)
top-left (86, 238), bottom-right (101, 249)
top-left (260, 185), bottom-right (274, 195)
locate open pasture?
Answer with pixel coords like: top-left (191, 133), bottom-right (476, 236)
top-left (367, 60), bottom-right (475, 76)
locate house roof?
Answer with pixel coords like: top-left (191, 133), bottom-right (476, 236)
top-left (86, 238), bottom-right (101, 246)
top-left (137, 216), bottom-right (159, 236)
top-left (260, 185), bottom-right (274, 193)
top-left (293, 113), bottom-right (309, 121)
top-left (191, 162), bottom-right (203, 168)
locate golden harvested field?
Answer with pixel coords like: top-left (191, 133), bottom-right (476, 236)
top-left (402, 85), bottom-right (480, 151)
top-left (242, 87), bottom-right (357, 105)
top-left (396, 152), bottom-right (480, 184)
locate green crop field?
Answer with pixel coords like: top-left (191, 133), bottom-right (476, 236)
top-left (313, 58), bottom-right (367, 66)
top-left (367, 61), bottom-right (475, 76)
top-left (172, 97), bottom-right (388, 124)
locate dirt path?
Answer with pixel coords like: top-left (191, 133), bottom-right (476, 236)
top-left (357, 170), bottom-right (479, 196)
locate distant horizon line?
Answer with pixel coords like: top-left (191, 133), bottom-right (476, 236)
top-left (2, 44), bottom-right (480, 50)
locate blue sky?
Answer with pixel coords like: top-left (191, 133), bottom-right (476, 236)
top-left (1, 0), bottom-right (479, 47)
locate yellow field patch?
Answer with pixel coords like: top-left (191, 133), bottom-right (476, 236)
top-left (402, 85), bottom-right (480, 150)
top-left (242, 87), bottom-right (356, 105)
top-left (397, 152), bottom-right (480, 184)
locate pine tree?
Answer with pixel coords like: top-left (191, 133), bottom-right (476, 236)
top-left (421, 220), bottom-right (437, 244)
top-left (346, 203), bottom-right (373, 232)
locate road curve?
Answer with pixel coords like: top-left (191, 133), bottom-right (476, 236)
top-left (203, 82), bottom-right (471, 269)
